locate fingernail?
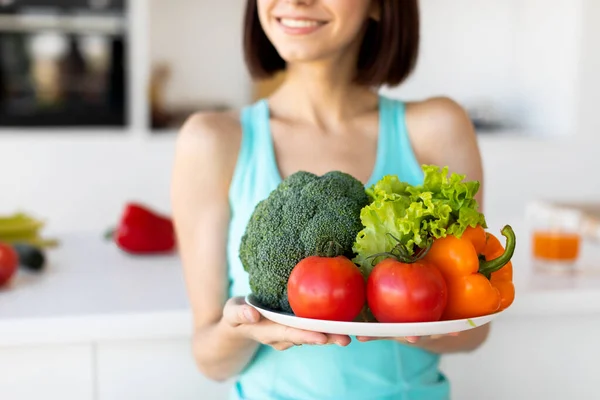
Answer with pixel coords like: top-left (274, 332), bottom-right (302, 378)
top-left (243, 308), bottom-right (254, 322)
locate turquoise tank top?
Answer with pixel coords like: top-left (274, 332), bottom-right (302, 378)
top-left (226, 95), bottom-right (450, 400)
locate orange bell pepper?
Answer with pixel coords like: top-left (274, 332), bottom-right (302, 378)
top-left (423, 225), bottom-right (516, 320)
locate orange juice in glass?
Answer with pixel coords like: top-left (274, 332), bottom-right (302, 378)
top-left (526, 202), bottom-right (582, 271)
top-left (532, 230), bottom-right (581, 262)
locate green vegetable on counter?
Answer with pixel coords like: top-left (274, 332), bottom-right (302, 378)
top-left (239, 171), bottom-right (370, 313)
top-left (352, 165), bottom-right (487, 275)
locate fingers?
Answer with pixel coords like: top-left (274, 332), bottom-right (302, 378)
top-left (270, 333), bottom-right (350, 351)
top-left (270, 324), bottom-right (329, 346)
top-left (251, 323), bottom-right (354, 349)
top-left (272, 342), bottom-right (296, 351)
top-left (325, 334), bottom-right (352, 346)
top-left (270, 334), bottom-right (349, 352)
top-left (221, 298), bottom-right (352, 350)
top-left (222, 296), bottom-right (261, 327)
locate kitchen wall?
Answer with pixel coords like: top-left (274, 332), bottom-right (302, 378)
top-left (0, 0), bottom-right (598, 236)
top-left (576, 0), bottom-right (600, 137)
top-left (148, 0), bottom-right (250, 109)
top-left (476, 0), bottom-right (600, 221)
top-left (383, 0), bottom-right (583, 137)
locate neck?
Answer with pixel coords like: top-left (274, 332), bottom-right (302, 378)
top-left (269, 56), bottom-right (379, 128)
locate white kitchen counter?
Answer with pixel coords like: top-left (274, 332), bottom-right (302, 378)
top-left (1, 228), bottom-right (600, 348)
top-left (0, 232), bottom-right (193, 347)
top-left (0, 232), bottom-right (236, 400)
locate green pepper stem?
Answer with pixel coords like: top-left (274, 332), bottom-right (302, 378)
top-left (479, 225), bottom-right (516, 278)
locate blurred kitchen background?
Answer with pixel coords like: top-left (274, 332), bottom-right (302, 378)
top-left (0, 0), bottom-right (599, 399)
top-left (0, 0), bottom-right (127, 127)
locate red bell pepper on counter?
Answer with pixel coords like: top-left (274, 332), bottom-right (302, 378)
top-left (107, 203), bottom-right (176, 254)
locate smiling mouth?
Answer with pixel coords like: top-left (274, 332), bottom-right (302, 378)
top-left (278, 18), bottom-right (327, 28)
top-left (275, 17), bottom-right (329, 33)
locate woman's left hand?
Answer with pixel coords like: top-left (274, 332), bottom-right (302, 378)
top-left (355, 327), bottom-right (493, 355)
top-left (357, 324), bottom-right (490, 354)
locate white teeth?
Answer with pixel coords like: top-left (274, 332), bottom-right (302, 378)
top-left (279, 18), bottom-right (321, 28)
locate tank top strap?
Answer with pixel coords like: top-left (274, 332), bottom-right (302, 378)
top-left (375, 95), bottom-right (424, 185)
top-left (240, 98), bottom-right (270, 143)
top-left (230, 99), bottom-right (281, 203)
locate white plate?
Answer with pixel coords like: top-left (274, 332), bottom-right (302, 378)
top-left (246, 294), bottom-right (501, 337)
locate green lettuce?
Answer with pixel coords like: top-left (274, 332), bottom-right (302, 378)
top-left (353, 165), bottom-right (487, 274)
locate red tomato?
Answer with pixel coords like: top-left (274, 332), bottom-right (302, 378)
top-left (287, 255), bottom-right (366, 322)
top-left (0, 243), bottom-right (18, 287)
top-left (367, 258), bottom-right (448, 323)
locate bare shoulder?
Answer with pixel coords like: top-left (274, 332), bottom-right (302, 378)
top-left (405, 97), bottom-right (481, 170)
top-left (172, 110), bottom-right (243, 196)
top-left (405, 96), bottom-right (474, 145)
top-left (405, 96), bottom-right (484, 201)
top-left (176, 110), bottom-right (241, 158)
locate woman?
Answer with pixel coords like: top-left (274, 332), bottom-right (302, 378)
top-left (171, 1), bottom-right (490, 399)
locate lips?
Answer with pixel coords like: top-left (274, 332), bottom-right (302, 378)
top-left (274, 16), bottom-right (329, 36)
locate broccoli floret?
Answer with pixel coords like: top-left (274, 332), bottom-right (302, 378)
top-left (239, 171), bottom-right (369, 313)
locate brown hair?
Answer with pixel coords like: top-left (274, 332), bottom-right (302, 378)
top-left (243, 0), bottom-right (420, 87)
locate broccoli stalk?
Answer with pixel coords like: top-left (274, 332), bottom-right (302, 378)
top-left (239, 171), bottom-right (369, 313)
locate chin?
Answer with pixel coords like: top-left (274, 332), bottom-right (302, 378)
top-left (272, 37), bottom-right (345, 65)
top-left (276, 47), bottom-right (331, 64)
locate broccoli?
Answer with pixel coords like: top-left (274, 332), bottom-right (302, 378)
top-left (239, 171), bottom-right (369, 313)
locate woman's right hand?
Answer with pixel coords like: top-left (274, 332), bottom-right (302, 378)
top-left (221, 297), bottom-right (352, 351)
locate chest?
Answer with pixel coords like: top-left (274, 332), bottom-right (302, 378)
top-left (269, 118), bottom-right (380, 185)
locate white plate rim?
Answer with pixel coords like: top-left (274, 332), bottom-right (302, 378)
top-left (245, 293), bottom-right (502, 337)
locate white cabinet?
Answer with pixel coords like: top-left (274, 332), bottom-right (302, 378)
top-left (0, 339), bottom-right (233, 400)
top-left (0, 344), bottom-right (94, 400)
top-left (96, 338), bottom-right (233, 400)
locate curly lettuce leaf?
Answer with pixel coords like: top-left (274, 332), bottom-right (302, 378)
top-left (353, 165), bottom-right (487, 275)
top-left (365, 175), bottom-right (411, 201)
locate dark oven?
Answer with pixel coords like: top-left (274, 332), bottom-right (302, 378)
top-left (0, 0), bottom-right (128, 128)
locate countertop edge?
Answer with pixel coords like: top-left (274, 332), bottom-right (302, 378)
top-left (2, 291), bottom-right (600, 348)
top-left (0, 310), bottom-right (194, 347)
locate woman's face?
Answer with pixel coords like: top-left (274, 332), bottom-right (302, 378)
top-left (257, 0), bottom-right (377, 64)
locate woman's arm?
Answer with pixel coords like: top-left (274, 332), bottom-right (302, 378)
top-left (405, 96), bottom-right (490, 354)
top-left (171, 112), bottom-right (259, 380)
top-left (171, 113), bottom-right (349, 382)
